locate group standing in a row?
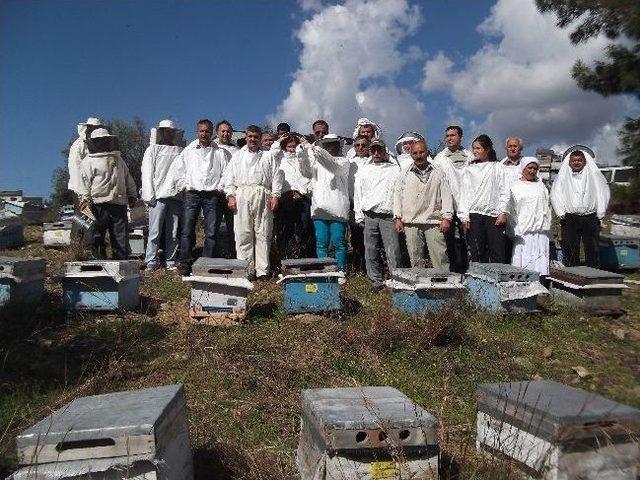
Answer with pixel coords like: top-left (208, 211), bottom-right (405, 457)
top-left (67, 116), bottom-right (610, 287)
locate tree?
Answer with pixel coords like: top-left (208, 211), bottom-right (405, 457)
top-left (49, 117), bottom-right (149, 207)
top-left (536, 0), bottom-right (640, 170)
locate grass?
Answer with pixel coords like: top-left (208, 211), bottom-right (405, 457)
top-left (0, 225), bottom-right (639, 478)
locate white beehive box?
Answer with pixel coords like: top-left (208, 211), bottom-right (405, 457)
top-left (477, 380), bottom-right (640, 479)
top-left (43, 221), bottom-right (73, 247)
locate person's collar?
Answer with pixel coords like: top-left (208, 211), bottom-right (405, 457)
top-left (505, 156), bottom-right (521, 166)
top-left (445, 146), bottom-right (463, 155)
top-left (197, 141), bottom-right (212, 149)
top-left (410, 162), bottom-right (432, 173)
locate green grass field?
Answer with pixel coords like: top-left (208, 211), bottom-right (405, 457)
top-left (1, 226), bottom-right (639, 479)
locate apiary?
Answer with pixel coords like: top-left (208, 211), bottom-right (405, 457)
top-left (386, 268), bottom-right (465, 314)
top-left (57, 260), bottom-right (140, 311)
top-left (0, 218), bottom-right (24, 249)
top-left (59, 204), bottom-right (75, 221)
top-left (0, 256), bottom-right (45, 306)
top-left (11, 384), bottom-right (193, 480)
top-left (183, 257), bottom-right (253, 323)
top-left (129, 226), bottom-right (147, 258)
top-left (599, 234), bottom-right (639, 271)
top-left (297, 386), bottom-right (439, 480)
top-left (464, 262), bottom-right (548, 313)
top-left (43, 221), bottom-right (73, 247)
top-left (278, 257), bottom-right (342, 314)
top-left (477, 380), bottom-right (640, 480)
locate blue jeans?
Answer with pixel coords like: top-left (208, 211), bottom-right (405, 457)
top-left (180, 190), bottom-right (222, 268)
top-left (145, 197), bottom-right (182, 267)
top-left (313, 219), bottom-right (347, 270)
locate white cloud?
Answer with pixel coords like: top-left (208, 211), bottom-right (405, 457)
top-left (299, 0), bottom-right (324, 12)
top-left (421, 0), bottom-right (632, 154)
top-left (270, 0), bottom-right (427, 140)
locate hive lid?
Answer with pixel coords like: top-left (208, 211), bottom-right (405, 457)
top-left (191, 257), bottom-right (249, 277)
top-left (0, 256), bottom-right (45, 282)
top-left (478, 380), bottom-right (640, 443)
top-left (549, 265), bottom-right (623, 286)
top-left (16, 384), bottom-right (184, 463)
top-left (390, 268), bottom-right (462, 286)
top-left (43, 221), bottom-right (73, 231)
top-left (600, 233), bottom-right (640, 244)
top-left (281, 257), bottom-right (337, 273)
top-left (611, 214), bottom-right (640, 227)
top-left (467, 262), bottom-right (539, 283)
top-left (61, 260), bottom-right (139, 282)
top-left (301, 387), bottom-right (438, 452)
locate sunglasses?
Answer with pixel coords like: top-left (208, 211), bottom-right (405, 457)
top-left (354, 143), bottom-right (369, 148)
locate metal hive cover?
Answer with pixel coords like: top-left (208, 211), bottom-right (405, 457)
top-left (478, 380), bottom-right (640, 442)
top-left (44, 221), bottom-right (73, 231)
top-left (549, 265), bottom-right (623, 286)
top-left (281, 257), bottom-right (337, 273)
top-left (391, 268), bottom-right (461, 286)
top-left (0, 256), bottom-right (45, 282)
top-left (16, 384), bottom-right (184, 448)
top-left (191, 257), bottom-right (249, 276)
top-left (467, 262), bottom-right (538, 282)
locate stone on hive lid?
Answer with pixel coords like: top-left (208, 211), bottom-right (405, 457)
top-left (467, 262), bottom-right (539, 283)
top-left (0, 256), bottom-right (45, 283)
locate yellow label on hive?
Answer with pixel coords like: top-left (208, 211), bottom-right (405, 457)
top-left (370, 461), bottom-right (397, 479)
top-left (620, 249), bottom-right (628, 256)
top-left (305, 283), bottom-right (318, 293)
top-left (54, 231), bottom-right (63, 237)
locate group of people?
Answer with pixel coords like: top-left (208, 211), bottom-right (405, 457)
top-left (67, 116), bottom-right (611, 288)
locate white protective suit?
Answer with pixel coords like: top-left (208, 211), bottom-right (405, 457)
top-left (171, 139), bottom-right (230, 193)
top-left (278, 150), bottom-right (311, 195)
top-left (141, 130), bottom-right (183, 203)
top-left (298, 145), bottom-right (350, 221)
top-left (458, 160), bottom-right (509, 223)
top-left (550, 150), bottom-right (610, 220)
top-left (394, 131), bottom-right (426, 170)
top-left (79, 130), bottom-right (137, 205)
top-left (353, 161), bottom-right (400, 223)
top-left (222, 146), bottom-right (283, 277)
top-left (506, 157), bottom-right (552, 275)
top-left (501, 156), bottom-right (525, 186)
top-left (68, 117), bottom-right (104, 194)
top-left (432, 147), bottom-right (473, 209)
top-left (214, 139), bottom-right (239, 155)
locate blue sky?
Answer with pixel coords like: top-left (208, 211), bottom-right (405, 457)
top-left (1, 0), bottom-right (633, 197)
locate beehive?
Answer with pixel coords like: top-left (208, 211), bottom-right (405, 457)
top-left (547, 265), bottom-right (626, 315)
top-left (0, 219), bottom-right (24, 249)
top-left (387, 268), bottom-right (465, 314)
top-left (128, 226), bottom-right (147, 258)
top-left (298, 386), bottom-right (439, 480)
top-left (11, 384), bottom-right (193, 480)
top-left (43, 221), bottom-right (73, 247)
top-left (599, 234), bottom-right (640, 271)
top-left (57, 260), bottom-right (140, 311)
top-left (59, 204), bottom-right (75, 221)
top-left (0, 256), bottom-right (45, 306)
top-left (279, 257), bottom-right (342, 314)
top-left (477, 380), bottom-right (640, 480)
top-left (464, 263), bottom-right (547, 313)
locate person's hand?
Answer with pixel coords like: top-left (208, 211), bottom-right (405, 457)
top-left (270, 196), bottom-right (279, 212)
top-left (358, 221), bottom-right (365, 229)
top-left (495, 213), bottom-right (507, 227)
top-left (440, 218), bottom-right (451, 233)
top-left (146, 199), bottom-right (156, 208)
top-left (80, 199), bottom-right (91, 212)
top-left (227, 196), bottom-right (237, 212)
top-left (128, 197), bottom-right (137, 209)
top-left (292, 191), bottom-right (302, 201)
top-left (394, 218), bottom-right (404, 233)
top-left (463, 221), bottom-right (470, 231)
top-left (299, 136), bottom-right (309, 146)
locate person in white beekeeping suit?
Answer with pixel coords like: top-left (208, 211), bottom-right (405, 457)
top-left (214, 119), bottom-right (239, 155)
top-left (141, 119), bottom-right (185, 271)
top-left (68, 117), bottom-right (105, 198)
top-left (79, 128), bottom-right (137, 259)
top-left (345, 118), bottom-right (396, 162)
top-left (354, 139), bottom-right (402, 291)
top-left (394, 131), bottom-right (427, 170)
top-left (432, 125), bottom-right (474, 272)
top-left (550, 148), bottom-right (610, 268)
top-left (504, 157), bottom-right (552, 276)
top-left (298, 134), bottom-right (351, 271)
top-left (222, 125), bottom-right (283, 279)
top-left (500, 136), bottom-right (525, 262)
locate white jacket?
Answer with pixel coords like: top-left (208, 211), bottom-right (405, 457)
top-left (432, 147), bottom-right (473, 209)
top-left (299, 145), bottom-right (350, 221)
top-left (67, 124), bottom-right (92, 194)
top-left (348, 156), bottom-right (369, 200)
top-left (172, 139), bottom-right (230, 193)
top-left (507, 179), bottom-right (552, 237)
top-left (140, 144), bottom-right (183, 203)
top-left (222, 146), bottom-right (283, 197)
top-left (458, 161), bottom-right (509, 222)
top-left (278, 151), bottom-right (311, 195)
top-left (79, 152), bottom-right (137, 206)
top-left (353, 161), bottom-right (400, 223)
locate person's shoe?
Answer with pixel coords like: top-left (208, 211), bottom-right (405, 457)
top-left (371, 283), bottom-right (385, 293)
top-left (177, 265), bottom-right (191, 276)
top-left (166, 263), bottom-right (178, 271)
top-left (145, 263), bottom-right (161, 272)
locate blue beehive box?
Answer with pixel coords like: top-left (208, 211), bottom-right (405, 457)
top-left (57, 260), bottom-right (140, 311)
top-left (387, 268), bottom-right (465, 314)
top-left (279, 258), bottom-right (342, 314)
top-left (0, 256), bottom-right (45, 306)
top-left (464, 263), bottom-right (547, 314)
top-left (599, 234), bottom-right (640, 271)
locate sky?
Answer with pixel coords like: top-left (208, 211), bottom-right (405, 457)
top-left (1, 0), bottom-right (637, 198)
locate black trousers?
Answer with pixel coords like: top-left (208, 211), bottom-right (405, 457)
top-left (444, 214), bottom-right (469, 273)
top-left (349, 221), bottom-right (366, 272)
top-left (561, 212), bottom-right (600, 267)
top-left (180, 190), bottom-right (222, 268)
top-left (467, 213), bottom-right (506, 263)
top-left (89, 203), bottom-right (129, 260)
top-left (274, 192), bottom-right (315, 259)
